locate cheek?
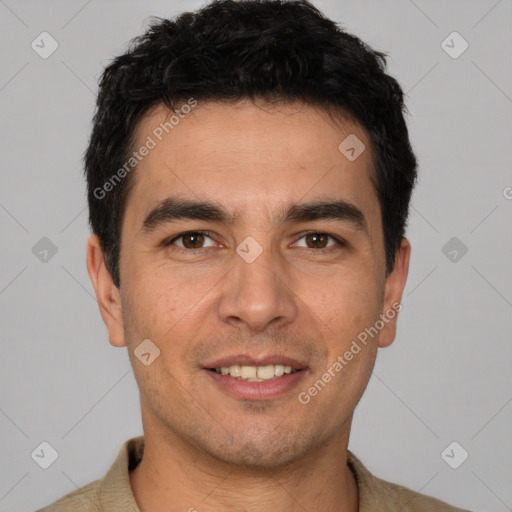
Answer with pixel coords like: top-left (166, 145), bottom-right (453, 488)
top-left (314, 269), bottom-right (383, 330)
top-left (311, 276), bottom-right (383, 390)
top-left (120, 270), bottom-right (177, 346)
top-left (121, 270), bottom-right (210, 377)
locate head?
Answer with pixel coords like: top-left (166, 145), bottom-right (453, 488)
top-left (86, 0), bottom-right (416, 468)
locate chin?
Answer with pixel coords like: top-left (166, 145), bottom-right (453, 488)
top-left (200, 429), bottom-right (321, 470)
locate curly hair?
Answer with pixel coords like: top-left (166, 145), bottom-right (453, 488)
top-left (84, 0), bottom-right (417, 287)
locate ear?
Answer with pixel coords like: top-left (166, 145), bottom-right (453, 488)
top-left (86, 234), bottom-right (126, 347)
top-left (378, 238), bottom-right (411, 348)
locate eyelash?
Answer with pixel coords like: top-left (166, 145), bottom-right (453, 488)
top-left (165, 230), bottom-right (346, 252)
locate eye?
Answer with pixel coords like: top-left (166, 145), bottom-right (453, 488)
top-left (164, 230), bottom-right (345, 252)
top-left (166, 231), bottom-right (216, 250)
top-left (294, 232), bottom-right (344, 250)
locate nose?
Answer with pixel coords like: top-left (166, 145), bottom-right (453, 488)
top-left (217, 244), bottom-right (299, 333)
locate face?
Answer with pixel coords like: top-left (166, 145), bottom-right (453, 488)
top-left (88, 99), bottom-right (409, 468)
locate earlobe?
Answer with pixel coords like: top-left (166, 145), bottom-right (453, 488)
top-left (86, 234), bottom-right (126, 347)
top-left (378, 238), bottom-right (411, 348)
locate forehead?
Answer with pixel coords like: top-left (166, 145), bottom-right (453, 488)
top-left (126, 99), bottom-right (379, 226)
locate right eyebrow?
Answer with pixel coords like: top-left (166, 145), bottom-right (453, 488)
top-left (139, 197), bottom-right (238, 235)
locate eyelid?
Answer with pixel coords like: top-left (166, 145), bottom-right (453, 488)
top-left (292, 231), bottom-right (346, 249)
top-left (165, 230), bottom-right (217, 249)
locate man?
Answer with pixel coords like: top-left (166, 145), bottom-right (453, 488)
top-left (38, 0), bottom-right (471, 510)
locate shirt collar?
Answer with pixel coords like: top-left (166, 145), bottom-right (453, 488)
top-left (99, 436), bottom-right (143, 511)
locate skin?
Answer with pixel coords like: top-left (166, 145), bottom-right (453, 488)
top-left (87, 99), bottom-right (410, 512)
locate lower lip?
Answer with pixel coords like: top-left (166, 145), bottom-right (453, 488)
top-left (204, 369), bottom-right (307, 400)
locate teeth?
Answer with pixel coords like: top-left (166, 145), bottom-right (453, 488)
top-left (214, 364), bottom-right (298, 381)
top-left (229, 365), bottom-right (241, 377)
top-left (257, 365), bottom-right (275, 379)
top-left (274, 364), bottom-right (285, 377)
top-left (240, 365), bottom-right (257, 379)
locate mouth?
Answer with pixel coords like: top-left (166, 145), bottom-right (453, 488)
top-left (207, 364), bottom-right (299, 382)
top-left (203, 356), bottom-right (308, 400)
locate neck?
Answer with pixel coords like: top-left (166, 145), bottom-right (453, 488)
top-left (130, 424), bottom-right (359, 512)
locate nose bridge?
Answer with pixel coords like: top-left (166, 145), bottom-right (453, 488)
top-left (218, 238), bottom-right (298, 331)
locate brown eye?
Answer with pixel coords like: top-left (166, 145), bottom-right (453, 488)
top-left (181, 233), bottom-right (204, 248)
top-left (305, 233), bottom-right (329, 249)
top-left (294, 232), bottom-right (344, 251)
top-left (168, 231), bottom-right (215, 250)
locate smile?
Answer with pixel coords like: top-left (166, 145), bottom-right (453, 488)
top-left (210, 364), bottom-right (299, 382)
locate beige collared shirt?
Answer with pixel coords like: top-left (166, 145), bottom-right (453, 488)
top-left (36, 436), bottom-right (470, 511)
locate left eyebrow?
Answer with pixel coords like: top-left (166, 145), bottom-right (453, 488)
top-left (138, 196), bottom-right (367, 235)
top-left (281, 199), bottom-right (367, 231)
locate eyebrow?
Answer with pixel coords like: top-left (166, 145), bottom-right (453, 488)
top-left (139, 196), bottom-right (367, 234)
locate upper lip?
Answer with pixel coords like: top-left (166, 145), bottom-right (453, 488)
top-left (203, 354), bottom-right (308, 370)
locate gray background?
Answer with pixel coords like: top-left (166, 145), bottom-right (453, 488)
top-left (0, 0), bottom-right (511, 511)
